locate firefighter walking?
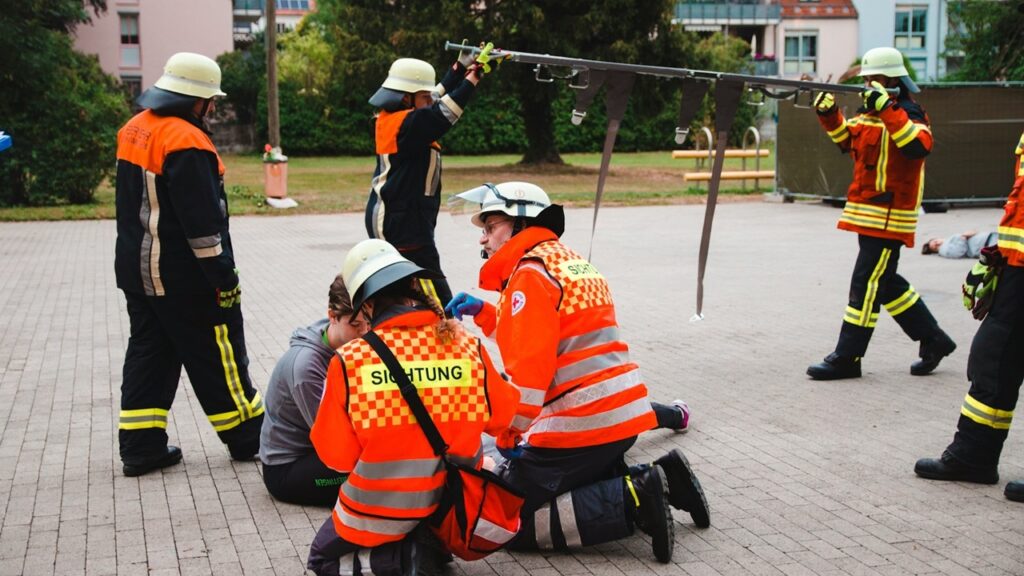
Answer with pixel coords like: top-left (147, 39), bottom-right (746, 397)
top-left (807, 47), bottom-right (956, 381)
top-left (114, 53), bottom-right (264, 476)
top-left (915, 131), bottom-right (1024, 503)
top-left (446, 182), bottom-right (710, 564)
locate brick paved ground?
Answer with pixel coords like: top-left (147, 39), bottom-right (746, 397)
top-left (1, 200), bottom-right (1022, 576)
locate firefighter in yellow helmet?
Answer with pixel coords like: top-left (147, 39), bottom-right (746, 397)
top-left (114, 52), bottom-right (264, 476)
top-left (364, 45), bottom-right (498, 309)
top-left (807, 47), bottom-right (955, 380)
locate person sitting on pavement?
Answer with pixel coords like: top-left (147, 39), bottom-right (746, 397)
top-left (258, 273), bottom-right (368, 507)
top-left (445, 181), bottom-right (710, 564)
top-left (921, 230), bottom-right (997, 258)
top-left (306, 239), bottom-right (520, 576)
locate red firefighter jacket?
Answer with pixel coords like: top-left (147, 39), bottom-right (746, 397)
top-left (472, 227), bottom-right (657, 449)
top-left (310, 308), bottom-right (518, 547)
top-left (996, 131), bottom-right (1024, 267)
top-left (817, 95), bottom-right (933, 247)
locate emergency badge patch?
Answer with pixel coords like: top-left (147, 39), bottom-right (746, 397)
top-left (510, 290), bottom-right (526, 316)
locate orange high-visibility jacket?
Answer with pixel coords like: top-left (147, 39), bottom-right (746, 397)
top-left (473, 227), bottom-right (657, 449)
top-left (996, 131), bottom-right (1024, 267)
top-left (310, 309), bottom-right (518, 547)
top-left (817, 96), bottom-right (933, 247)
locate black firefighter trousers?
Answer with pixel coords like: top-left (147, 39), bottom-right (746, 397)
top-left (947, 266), bottom-right (1024, 467)
top-left (498, 437), bottom-right (637, 551)
top-left (834, 234), bottom-right (942, 358)
top-left (119, 291), bottom-right (264, 462)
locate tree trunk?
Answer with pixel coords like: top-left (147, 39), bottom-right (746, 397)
top-left (517, 80), bottom-right (563, 165)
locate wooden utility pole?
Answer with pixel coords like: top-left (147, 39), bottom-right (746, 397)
top-left (265, 0), bottom-right (280, 148)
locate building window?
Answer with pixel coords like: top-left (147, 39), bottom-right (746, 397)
top-left (121, 76), bottom-right (142, 100)
top-left (895, 6), bottom-right (927, 49)
top-left (277, 0), bottom-right (310, 9)
top-left (784, 33), bottom-right (817, 75)
top-left (119, 13), bottom-right (140, 67)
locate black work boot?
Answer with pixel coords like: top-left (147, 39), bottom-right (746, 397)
top-left (630, 465), bottom-right (674, 563)
top-left (655, 449), bottom-right (710, 528)
top-left (123, 445), bottom-right (183, 477)
top-left (914, 450), bottom-right (998, 484)
top-left (910, 330), bottom-right (957, 376)
top-left (1005, 480), bottom-right (1024, 502)
top-left (807, 353), bottom-right (861, 380)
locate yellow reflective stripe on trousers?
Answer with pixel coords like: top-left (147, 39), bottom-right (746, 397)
top-left (119, 408), bottom-right (169, 430)
top-left (844, 306), bottom-right (878, 328)
top-left (998, 225), bottom-right (1024, 253)
top-left (215, 323), bottom-right (251, 420)
top-left (207, 390), bottom-right (264, 431)
top-left (884, 287), bottom-right (921, 316)
top-left (961, 394), bottom-right (1013, 430)
top-left (843, 248), bottom-right (890, 328)
top-left (875, 127), bottom-right (889, 192)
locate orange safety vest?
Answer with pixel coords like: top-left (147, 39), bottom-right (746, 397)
top-left (310, 309), bottom-right (518, 547)
top-left (117, 109), bottom-right (225, 176)
top-left (476, 227), bottom-right (657, 449)
top-left (996, 131), bottom-right (1024, 267)
top-left (817, 101), bottom-right (932, 247)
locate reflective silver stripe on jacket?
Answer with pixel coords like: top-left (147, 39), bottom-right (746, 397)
top-left (557, 326), bottom-right (621, 356)
top-left (544, 369), bottom-right (643, 416)
top-left (342, 483), bottom-right (442, 510)
top-left (354, 457), bottom-right (442, 480)
top-left (140, 170), bottom-right (164, 296)
top-left (370, 155), bottom-right (391, 238)
top-left (554, 350), bottom-right (629, 386)
top-left (439, 94), bottom-right (463, 124)
top-left (517, 386), bottom-right (546, 409)
top-left (188, 233), bottom-right (223, 259)
top-left (448, 448), bottom-right (483, 470)
top-left (523, 396), bottom-right (652, 439)
top-left (334, 500), bottom-right (421, 536)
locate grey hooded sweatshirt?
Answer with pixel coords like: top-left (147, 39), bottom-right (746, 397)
top-left (259, 319), bottom-right (336, 466)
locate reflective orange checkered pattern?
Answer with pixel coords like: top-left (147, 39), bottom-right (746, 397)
top-left (522, 241), bottom-right (612, 316)
top-left (343, 325), bottom-right (487, 430)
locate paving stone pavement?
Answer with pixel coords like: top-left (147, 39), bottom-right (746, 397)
top-left (1, 200), bottom-right (1022, 576)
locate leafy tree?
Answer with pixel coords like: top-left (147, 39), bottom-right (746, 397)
top-left (944, 0), bottom-right (1024, 81)
top-left (0, 1), bottom-right (129, 206)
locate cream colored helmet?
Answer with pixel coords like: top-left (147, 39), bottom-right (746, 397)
top-left (369, 58), bottom-right (436, 110)
top-left (154, 52), bottom-right (226, 99)
top-left (860, 47), bottom-right (919, 93)
top-left (449, 182), bottom-right (553, 227)
top-left (342, 239), bottom-right (439, 311)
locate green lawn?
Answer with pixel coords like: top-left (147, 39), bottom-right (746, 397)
top-left (0, 147), bottom-right (776, 221)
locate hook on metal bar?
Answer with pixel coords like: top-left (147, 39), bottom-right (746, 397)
top-left (533, 64), bottom-right (555, 83)
top-left (568, 67), bottom-right (590, 90)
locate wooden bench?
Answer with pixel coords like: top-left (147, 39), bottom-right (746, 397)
top-left (671, 149), bottom-right (769, 159)
top-left (682, 170), bottom-right (776, 182)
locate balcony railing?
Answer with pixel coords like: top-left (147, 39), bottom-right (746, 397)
top-left (674, 2), bottom-right (781, 22)
top-left (234, 0), bottom-right (311, 10)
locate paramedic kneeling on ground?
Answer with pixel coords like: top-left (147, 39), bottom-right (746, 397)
top-left (445, 182), bottom-right (711, 564)
top-left (306, 239), bottom-right (519, 576)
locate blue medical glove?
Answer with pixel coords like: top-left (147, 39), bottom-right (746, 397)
top-left (497, 445), bottom-right (523, 460)
top-left (445, 292), bottom-right (483, 320)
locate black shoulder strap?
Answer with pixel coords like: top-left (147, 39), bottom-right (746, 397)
top-left (362, 331), bottom-right (448, 457)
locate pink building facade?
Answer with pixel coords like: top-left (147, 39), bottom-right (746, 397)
top-left (73, 0), bottom-right (233, 98)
